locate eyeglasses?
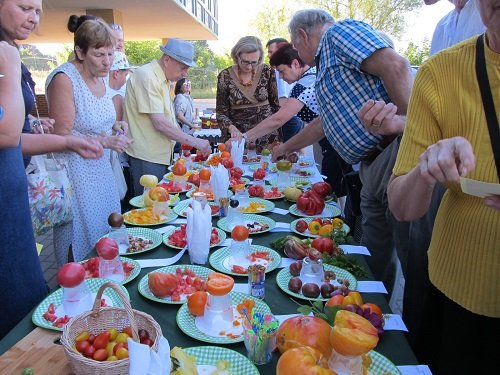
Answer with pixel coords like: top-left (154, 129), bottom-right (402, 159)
top-left (110, 23), bottom-right (123, 31)
top-left (239, 58), bottom-right (259, 66)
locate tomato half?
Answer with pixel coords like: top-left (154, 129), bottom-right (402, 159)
top-left (206, 272), bottom-right (234, 296)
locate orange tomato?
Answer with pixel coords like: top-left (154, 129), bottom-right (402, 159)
top-left (149, 186), bottom-right (169, 202)
top-left (187, 291), bottom-right (208, 316)
top-left (361, 302), bottom-right (383, 317)
top-left (276, 346), bottom-right (335, 375)
top-left (172, 162), bottom-right (187, 176)
top-left (206, 272), bottom-right (234, 296)
top-left (220, 151), bottom-right (231, 159)
top-left (231, 225), bottom-right (249, 241)
top-left (218, 143), bottom-right (227, 152)
top-left (325, 294), bottom-right (344, 307)
top-left (330, 310), bottom-right (379, 356)
top-left (199, 168), bottom-right (211, 180)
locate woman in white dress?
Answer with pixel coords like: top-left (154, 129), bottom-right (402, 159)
top-left (174, 78), bottom-right (195, 134)
top-left (46, 16), bottom-right (132, 265)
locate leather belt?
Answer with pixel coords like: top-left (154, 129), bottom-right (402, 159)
top-left (363, 135), bottom-right (397, 163)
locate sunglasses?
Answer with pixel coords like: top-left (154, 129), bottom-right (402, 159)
top-left (110, 24), bottom-right (123, 31)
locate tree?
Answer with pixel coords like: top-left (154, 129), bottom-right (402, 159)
top-left (20, 44), bottom-right (56, 71)
top-left (124, 40), bottom-right (162, 66)
top-left (402, 39), bottom-right (430, 67)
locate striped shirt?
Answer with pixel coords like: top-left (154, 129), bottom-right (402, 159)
top-left (315, 20), bottom-right (392, 164)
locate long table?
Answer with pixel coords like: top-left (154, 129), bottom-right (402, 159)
top-left (0, 189), bottom-right (419, 374)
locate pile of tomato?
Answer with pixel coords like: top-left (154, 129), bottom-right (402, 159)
top-left (167, 224), bottom-right (221, 248)
top-left (80, 257), bottom-right (135, 279)
top-left (158, 181), bottom-right (190, 193)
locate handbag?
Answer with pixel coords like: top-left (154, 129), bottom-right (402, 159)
top-left (27, 154), bottom-right (72, 236)
top-left (111, 150), bottom-right (127, 200)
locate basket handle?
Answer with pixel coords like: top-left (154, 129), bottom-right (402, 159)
top-left (91, 281), bottom-right (140, 342)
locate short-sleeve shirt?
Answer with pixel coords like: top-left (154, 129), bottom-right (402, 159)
top-left (124, 59), bottom-right (178, 165)
top-left (315, 20), bottom-right (391, 164)
top-left (289, 66), bottom-right (318, 123)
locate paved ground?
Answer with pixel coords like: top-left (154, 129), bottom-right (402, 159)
top-left (36, 230), bottom-right (59, 291)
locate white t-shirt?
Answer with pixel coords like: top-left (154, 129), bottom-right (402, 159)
top-left (275, 70), bottom-right (294, 98)
top-left (430, 0), bottom-right (485, 55)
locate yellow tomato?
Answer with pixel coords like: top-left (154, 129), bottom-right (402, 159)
top-left (107, 328), bottom-right (119, 341)
top-left (308, 221), bottom-right (321, 235)
top-left (116, 347), bottom-right (129, 359)
top-left (115, 332), bottom-right (129, 344)
top-left (319, 224), bottom-right (334, 236)
top-left (106, 342), bottom-right (116, 357)
top-left (107, 355), bottom-right (119, 361)
top-left (75, 330), bottom-right (89, 342)
top-left (332, 218), bottom-right (344, 229)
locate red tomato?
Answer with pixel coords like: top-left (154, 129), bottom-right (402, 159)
top-left (181, 144), bottom-right (192, 151)
top-left (83, 345), bottom-right (96, 358)
top-left (311, 237), bottom-right (335, 254)
top-left (295, 219), bottom-right (308, 233)
top-left (220, 157), bottom-right (234, 169)
top-left (231, 225), bottom-right (249, 241)
top-left (148, 272), bottom-right (178, 297)
top-left (75, 340), bottom-right (90, 353)
top-left (187, 173), bottom-right (200, 187)
top-left (93, 348), bottom-right (108, 361)
top-left (113, 342), bottom-right (128, 354)
top-left (229, 167), bottom-right (243, 179)
top-left (248, 184), bottom-right (265, 198)
top-left (56, 262), bottom-right (85, 288)
top-left (296, 190), bottom-right (325, 216)
top-left (253, 168), bottom-right (266, 180)
top-left (172, 162), bottom-right (187, 176)
top-left (95, 237), bottom-right (119, 260)
top-left (93, 331), bottom-right (111, 350)
top-left (199, 168), bottom-right (211, 180)
top-left (311, 182), bottom-right (332, 198)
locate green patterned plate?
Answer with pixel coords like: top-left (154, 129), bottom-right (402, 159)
top-left (269, 176), bottom-right (311, 188)
top-left (129, 194), bottom-right (180, 208)
top-left (217, 214), bottom-right (276, 234)
top-left (367, 351), bottom-right (403, 374)
top-left (288, 203), bottom-right (342, 218)
top-left (249, 163), bottom-right (277, 173)
top-left (157, 181), bottom-right (196, 194)
top-left (185, 346), bottom-right (259, 375)
top-left (123, 208), bottom-right (178, 226)
top-left (164, 170), bottom-right (198, 181)
top-left (173, 200), bottom-right (221, 217)
top-left (186, 189), bottom-right (233, 200)
top-left (161, 227), bottom-right (227, 249)
top-left (138, 265), bottom-right (212, 304)
top-left (290, 217), bottom-right (350, 238)
top-left (79, 256), bottom-right (141, 285)
top-left (176, 291), bottom-right (271, 344)
top-left (276, 264), bottom-right (358, 301)
top-left (237, 198), bottom-right (275, 214)
top-left (101, 227), bottom-right (163, 255)
top-left (209, 245), bottom-right (281, 276)
top-left (32, 278), bottom-right (129, 332)
top-left (297, 159), bottom-right (314, 168)
top-left (292, 169), bottom-right (316, 178)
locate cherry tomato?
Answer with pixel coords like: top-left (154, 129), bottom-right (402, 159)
top-left (93, 348), bottom-right (108, 361)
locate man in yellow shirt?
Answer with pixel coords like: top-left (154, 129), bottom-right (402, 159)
top-left (124, 38), bottom-right (211, 195)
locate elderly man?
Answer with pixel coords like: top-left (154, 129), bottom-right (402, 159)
top-left (124, 38), bottom-right (211, 196)
top-left (273, 9), bottom-right (413, 293)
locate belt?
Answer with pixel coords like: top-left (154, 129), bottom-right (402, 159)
top-left (363, 135), bottom-right (397, 163)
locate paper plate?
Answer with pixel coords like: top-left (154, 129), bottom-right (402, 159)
top-left (123, 208), bottom-right (178, 226)
top-left (129, 194), bottom-right (180, 208)
top-left (261, 186), bottom-right (285, 200)
top-left (217, 214), bottom-right (276, 234)
top-left (276, 264), bottom-right (358, 301)
top-left (164, 171), bottom-right (197, 181)
top-left (297, 159), bottom-right (314, 168)
top-left (79, 256), bottom-right (140, 285)
top-left (209, 245), bottom-right (282, 276)
top-left (288, 203), bottom-right (342, 218)
top-left (269, 176), bottom-right (311, 188)
top-left (100, 227), bottom-right (163, 255)
top-left (237, 198), bottom-right (275, 214)
top-left (176, 291), bottom-right (271, 344)
top-left (292, 169), bottom-right (316, 178)
top-left (32, 278), bottom-right (129, 332)
top-left (184, 346), bottom-right (259, 375)
top-left (157, 181), bottom-right (196, 194)
top-left (249, 163), bottom-right (277, 173)
top-left (161, 227), bottom-right (226, 249)
top-left (186, 189), bottom-right (233, 200)
top-left (366, 351), bottom-right (403, 374)
top-left (290, 217), bottom-right (350, 238)
top-left (173, 200), bottom-right (221, 217)
top-left (137, 265), bottom-right (212, 304)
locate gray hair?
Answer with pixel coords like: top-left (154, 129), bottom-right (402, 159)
top-left (230, 36), bottom-right (264, 65)
top-left (288, 9), bottom-right (334, 42)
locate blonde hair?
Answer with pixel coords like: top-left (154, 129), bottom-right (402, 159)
top-left (230, 36), bottom-right (264, 65)
top-left (71, 18), bottom-right (114, 60)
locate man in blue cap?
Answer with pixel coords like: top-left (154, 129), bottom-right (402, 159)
top-left (124, 38), bottom-right (211, 196)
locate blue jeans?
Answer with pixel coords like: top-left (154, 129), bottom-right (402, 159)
top-left (281, 116), bottom-right (303, 142)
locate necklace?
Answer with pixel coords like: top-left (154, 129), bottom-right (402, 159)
top-left (237, 66), bottom-right (255, 87)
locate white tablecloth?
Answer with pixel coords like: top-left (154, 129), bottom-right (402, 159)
top-left (192, 129), bottom-right (222, 137)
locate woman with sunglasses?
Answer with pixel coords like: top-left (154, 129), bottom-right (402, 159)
top-left (216, 36), bottom-right (280, 151)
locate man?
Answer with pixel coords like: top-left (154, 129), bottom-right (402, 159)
top-left (273, 9), bottom-right (413, 292)
top-left (124, 38), bottom-right (211, 195)
top-left (110, 23), bottom-right (125, 52)
top-left (266, 38), bottom-right (303, 141)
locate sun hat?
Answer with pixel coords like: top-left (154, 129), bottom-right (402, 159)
top-left (110, 51), bottom-right (131, 71)
top-left (159, 38), bottom-right (197, 67)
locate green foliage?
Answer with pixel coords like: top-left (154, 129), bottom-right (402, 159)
top-left (20, 44), bottom-right (56, 71)
top-left (124, 40), bottom-right (162, 66)
top-left (402, 39), bottom-right (430, 67)
top-left (48, 44), bottom-right (73, 69)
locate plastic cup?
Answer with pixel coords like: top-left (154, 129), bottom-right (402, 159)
top-left (243, 320), bottom-right (277, 365)
top-left (153, 201), bottom-right (169, 220)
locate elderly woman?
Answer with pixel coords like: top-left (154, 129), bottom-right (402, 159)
top-left (174, 78), bottom-right (195, 134)
top-left (216, 36), bottom-right (280, 150)
top-left (46, 16), bottom-right (132, 266)
top-left (387, 1), bottom-right (500, 373)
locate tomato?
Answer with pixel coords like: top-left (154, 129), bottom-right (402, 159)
top-left (248, 184), bottom-right (265, 198)
top-left (113, 342), bottom-right (128, 354)
top-left (140, 337), bottom-right (154, 347)
top-left (181, 143), bottom-right (192, 151)
top-left (330, 310), bottom-right (379, 356)
top-left (56, 262), bottom-right (85, 288)
top-left (311, 182), bottom-right (332, 198)
top-left (199, 168), bottom-right (211, 180)
top-left (187, 291), bottom-right (208, 316)
top-left (93, 348), bottom-right (108, 361)
top-left (220, 151), bottom-right (231, 159)
top-left (276, 315), bottom-right (332, 358)
top-left (149, 186), bottom-right (169, 202)
top-left (229, 167), bottom-right (243, 179)
top-left (83, 345), bottom-right (96, 358)
top-left (277, 346), bottom-right (335, 375)
top-left (218, 143), bottom-right (227, 152)
top-left (296, 190), bottom-right (325, 216)
top-left (252, 168), bottom-right (266, 180)
top-left (107, 328), bottom-right (119, 341)
top-left (148, 272), bottom-right (178, 297)
top-left (326, 294), bottom-right (344, 307)
top-left (172, 161), bottom-right (187, 176)
top-left (231, 225), bottom-right (249, 241)
top-left (107, 212), bottom-right (124, 228)
top-left (95, 237), bottom-right (119, 261)
top-left (187, 173), bottom-right (200, 187)
top-left (295, 219), bottom-right (308, 233)
top-left (361, 302), bottom-right (383, 317)
top-left (122, 327), bottom-right (133, 338)
top-left (93, 331), bottom-right (111, 350)
top-left (311, 237), bottom-right (335, 254)
top-left (75, 340), bottom-right (90, 353)
top-left (206, 272), bottom-right (234, 296)
top-left (343, 291), bottom-right (363, 306)
top-left (75, 330), bottom-right (90, 342)
top-left (115, 347), bottom-right (129, 359)
top-left (220, 157), bottom-right (234, 169)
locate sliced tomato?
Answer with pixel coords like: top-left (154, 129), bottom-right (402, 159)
top-left (206, 272), bottom-right (234, 296)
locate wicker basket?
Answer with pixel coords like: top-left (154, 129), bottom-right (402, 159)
top-left (61, 282), bottom-right (162, 375)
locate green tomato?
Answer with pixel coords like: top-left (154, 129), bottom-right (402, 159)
top-left (22, 369), bottom-right (34, 375)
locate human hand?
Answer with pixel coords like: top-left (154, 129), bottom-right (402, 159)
top-left (358, 100), bottom-right (404, 136)
top-left (418, 136), bottom-right (476, 184)
top-left (32, 117), bottom-right (55, 134)
top-left (113, 120), bottom-right (129, 135)
top-left (195, 138), bottom-right (212, 156)
top-left (67, 136), bottom-right (104, 159)
top-left (484, 195), bottom-right (500, 211)
top-left (102, 133), bottom-right (133, 153)
top-left (228, 125), bottom-right (243, 139)
top-left (271, 142), bottom-right (288, 162)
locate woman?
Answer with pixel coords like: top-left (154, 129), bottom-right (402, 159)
top-left (0, 1), bottom-right (103, 339)
top-left (174, 78), bottom-right (195, 134)
top-left (46, 16), bottom-right (133, 266)
top-left (387, 1), bottom-right (500, 373)
top-left (216, 36), bottom-right (280, 150)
